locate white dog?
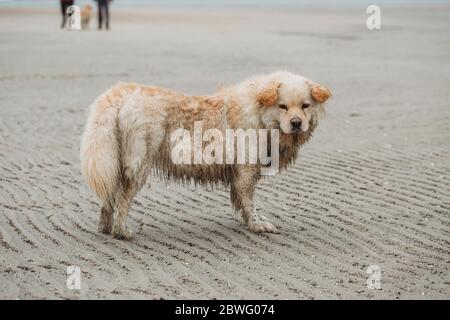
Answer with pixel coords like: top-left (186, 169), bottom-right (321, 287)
top-left (80, 71), bottom-right (331, 240)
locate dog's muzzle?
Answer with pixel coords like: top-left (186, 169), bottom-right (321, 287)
top-left (290, 117), bottom-right (302, 131)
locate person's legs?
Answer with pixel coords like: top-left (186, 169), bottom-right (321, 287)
top-left (61, 2), bottom-right (69, 28)
top-left (105, 2), bottom-right (110, 30)
top-left (60, 2), bottom-right (65, 28)
top-left (98, 2), bottom-right (103, 29)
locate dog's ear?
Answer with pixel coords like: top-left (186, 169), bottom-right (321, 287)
top-left (309, 83), bottom-right (331, 103)
top-left (256, 82), bottom-right (282, 107)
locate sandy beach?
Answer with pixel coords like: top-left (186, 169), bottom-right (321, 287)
top-left (0, 4), bottom-right (449, 299)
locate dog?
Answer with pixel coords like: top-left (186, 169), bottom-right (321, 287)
top-left (80, 4), bottom-right (92, 30)
top-left (80, 71), bottom-right (331, 240)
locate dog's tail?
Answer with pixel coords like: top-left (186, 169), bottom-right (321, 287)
top-left (80, 86), bottom-right (126, 203)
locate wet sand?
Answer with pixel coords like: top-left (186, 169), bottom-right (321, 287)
top-left (0, 5), bottom-right (449, 299)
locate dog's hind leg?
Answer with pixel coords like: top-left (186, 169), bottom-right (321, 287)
top-left (111, 173), bottom-right (141, 240)
top-left (113, 162), bottom-right (152, 240)
top-left (230, 166), bottom-right (277, 233)
top-left (98, 199), bottom-right (115, 234)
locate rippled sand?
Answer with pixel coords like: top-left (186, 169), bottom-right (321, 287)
top-left (0, 5), bottom-right (449, 299)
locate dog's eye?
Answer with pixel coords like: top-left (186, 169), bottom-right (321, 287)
top-left (279, 104), bottom-right (288, 110)
top-left (302, 103), bottom-right (310, 109)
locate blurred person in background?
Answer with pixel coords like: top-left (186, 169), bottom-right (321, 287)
top-left (60, 0), bottom-right (75, 28)
top-left (95, 0), bottom-right (112, 30)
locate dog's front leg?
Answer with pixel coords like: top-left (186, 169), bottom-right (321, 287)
top-left (230, 166), bottom-right (277, 233)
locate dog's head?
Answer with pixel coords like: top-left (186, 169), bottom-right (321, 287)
top-left (256, 72), bottom-right (331, 134)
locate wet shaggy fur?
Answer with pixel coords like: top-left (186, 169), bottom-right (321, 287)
top-left (80, 71), bottom-right (331, 240)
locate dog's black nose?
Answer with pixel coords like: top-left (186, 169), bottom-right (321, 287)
top-left (290, 117), bottom-right (302, 129)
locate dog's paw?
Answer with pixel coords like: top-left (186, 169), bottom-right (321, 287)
top-left (247, 215), bottom-right (278, 233)
top-left (111, 224), bottom-right (133, 240)
top-left (98, 222), bottom-right (112, 234)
